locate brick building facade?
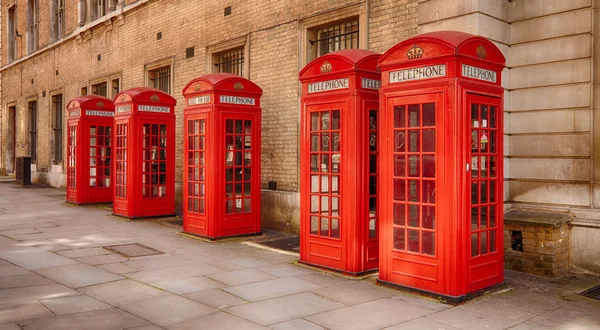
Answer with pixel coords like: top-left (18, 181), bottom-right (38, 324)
top-left (1, 0), bottom-right (600, 275)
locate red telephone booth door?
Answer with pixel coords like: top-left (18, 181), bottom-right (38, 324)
top-left (382, 92), bottom-right (445, 293)
top-left (66, 124), bottom-right (78, 199)
top-left (466, 93), bottom-right (503, 293)
top-left (185, 114), bottom-right (209, 235)
top-left (87, 124), bottom-right (113, 199)
top-left (304, 102), bottom-right (344, 271)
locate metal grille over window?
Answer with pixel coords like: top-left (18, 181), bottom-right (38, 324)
top-left (67, 125), bottom-right (77, 188)
top-left (150, 67), bottom-right (171, 94)
top-left (225, 119), bottom-right (252, 214)
top-left (215, 48), bottom-right (244, 76)
top-left (115, 124), bottom-right (127, 198)
top-left (142, 124), bottom-right (168, 198)
top-left (187, 119), bottom-right (206, 214)
top-left (92, 82), bottom-right (107, 97)
top-left (470, 103), bottom-right (499, 257)
top-left (313, 19), bottom-right (359, 59)
top-left (392, 103), bottom-right (436, 256)
top-left (89, 126), bottom-right (111, 188)
top-left (309, 110), bottom-right (341, 238)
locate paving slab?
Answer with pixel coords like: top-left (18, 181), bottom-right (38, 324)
top-left (121, 294), bottom-right (217, 326)
top-left (258, 263), bottom-right (311, 277)
top-left (312, 281), bottom-right (395, 305)
top-left (0, 265), bottom-right (29, 277)
top-left (224, 276), bottom-right (322, 302)
top-left (0, 284), bottom-right (79, 305)
top-left (269, 319), bottom-right (325, 330)
top-left (97, 262), bottom-right (138, 274)
top-left (123, 255), bottom-right (193, 271)
top-left (295, 273), bottom-right (351, 287)
top-left (507, 320), bottom-right (559, 330)
top-left (0, 323), bottom-right (21, 330)
top-left (0, 228), bottom-right (41, 236)
top-left (0, 302), bottom-right (53, 324)
top-left (126, 264), bottom-right (223, 284)
top-left (184, 289), bottom-right (249, 309)
top-left (36, 263), bottom-right (123, 288)
top-left (305, 297), bottom-right (432, 330)
top-left (40, 295), bottom-right (112, 315)
top-left (390, 293), bottom-right (451, 312)
top-left (150, 276), bottom-right (225, 295)
top-left (0, 274), bottom-right (54, 289)
top-left (56, 247), bottom-right (113, 258)
top-left (206, 268), bottom-right (277, 286)
top-left (22, 308), bottom-right (150, 330)
top-left (79, 279), bottom-right (169, 306)
top-left (75, 253), bottom-right (129, 265)
top-left (384, 317), bottom-right (462, 330)
top-left (530, 304), bottom-right (600, 329)
top-left (125, 326), bottom-right (167, 330)
top-left (167, 311), bottom-right (268, 330)
top-left (226, 292), bottom-right (345, 326)
top-left (0, 247), bottom-right (77, 270)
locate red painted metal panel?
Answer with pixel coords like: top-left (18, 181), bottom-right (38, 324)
top-left (182, 74), bottom-right (262, 239)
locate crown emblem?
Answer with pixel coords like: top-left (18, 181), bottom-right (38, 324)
top-left (233, 82), bottom-right (244, 91)
top-left (194, 83), bottom-right (201, 91)
top-left (407, 44), bottom-right (424, 60)
top-left (120, 95), bottom-right (126, 102)
top-left (150, 94), bottom-right (160, 102)
top-left (320, 61), bottom-right (332, 73)
top-left (476, 45), bottom-right (487, 59)
top-left (96, 101), bottom-right (105, 107)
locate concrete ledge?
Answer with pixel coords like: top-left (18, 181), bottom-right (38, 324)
top-left (504, 209), bottom-right (574, 228)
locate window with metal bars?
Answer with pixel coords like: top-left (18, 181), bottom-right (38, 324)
top-left (149, 66), bottom-right (171, 94)
top-left (310, 19), bottom-right (359, 60)
top-left (52, 94), bottom-right (63, 163)
top-left (214, 48), bottom-right (244, 76)
top-left (92, 82), bottom-right (107, 97)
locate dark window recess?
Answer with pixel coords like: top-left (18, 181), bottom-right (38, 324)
top-left (97, 54), bottom-right (101, 61)
top-left (156, 32), bottom-right (162, 40)
top-left (224, 6), bottom-right (232, 16)
top-left (311, 19), bottom-right (359, 59)
top-left (186, 47), bottom-right (195, 58)
top-left (214, 48), bottom-right (244, 76)
top-left (149, 67), bottom-right (171, 94)
top-left (511, 231), bottom-right (523, 252)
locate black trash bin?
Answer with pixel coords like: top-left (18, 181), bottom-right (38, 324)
top-left (16, 157), bottom-right (32, 186)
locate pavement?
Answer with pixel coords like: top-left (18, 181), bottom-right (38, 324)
top-left (0, 182), bottom-right (599, 330)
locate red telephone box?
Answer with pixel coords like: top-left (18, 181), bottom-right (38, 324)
top-left (377, 31), bottom-right (505, 302)
top-left (112, 88), bottom-right (176, 219)
top-left (181, 74), bottom-right (262, 239)
top-left (66, 95), bottom-right (115, 204)
top-left (299, 49), bottom-right (381, 274)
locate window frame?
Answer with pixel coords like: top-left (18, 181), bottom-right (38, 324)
top-left (51, 93), bottom-right (64, 164)
top-left (28, 100), bottom-right (38, 164)
top-left (206, 36), bottom-right (249, 78)
top-left (145, 58), bottom-right (174, 95)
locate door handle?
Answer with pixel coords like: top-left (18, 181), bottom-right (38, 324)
top-left (466, 163), bottom-right (470, 173)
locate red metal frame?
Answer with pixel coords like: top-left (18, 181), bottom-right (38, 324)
top-left (299, 49), bottom-right (381, 274)
top-left (112, 88), bottom-right (176, 219)
top-left (377, 31), bottom-right (506, 301)
top-left (66, 96), bottom-right (115, 204)
top-left (182, 74), bottom-right (262, 239)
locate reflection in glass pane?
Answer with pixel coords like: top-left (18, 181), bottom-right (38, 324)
top-left (235, 120), bottom-right (243, 134)
top-left (321, 133), bottom-right (330, 151)
top-left (471, 104), bottom-right (479, 127)
top-left (321, 175), bottom-right (330, 193)
top-left (490, 230), bottom-right (497, 252)
top-left (244, 199), bottom-right (251, 212)
top-left (321, 154), bottom-right (329, 172)
top-left (408, 155), bottom-right (419, 177)
top-left (423, 180), bottom-right (435, 204)
top-left (490, 131), bottom-right (496, 153)
top-left (422, 129), bottom-right (435, 152)
top-left (90, 158), bottom-right (97, 166)
top-left (408, 230), bottom-right (420, 252)
top-left (490, 206), bottom-right (496, 227)
top-left (395, 131), bottom-right (406, 152)
top-left (481, 206), bottom-right (488, 229)
top-left (200, 120), bottom-right (205, 134)
top-left (310, 196), bottom-right (319, 213)
top-left (332, 133), bottom-right (340, 151)
top-left (423, 206), bottom-right (435, 229)
top-left (422, 231), bottom-right (435, 256)
top-left (200, 199), bottom-right (205, 213)
top-left (471, 156), bottom-right (479, 178)
top-left (369, 110), bottom-right (377, 130)
top-left (408, 204), bottom-right (419, 227)
top-left (310, 154), bottom-right (318, 172)
top-left (332, 176), bottom-right (340, 194)
top-left (394, 179), bottom-right (406, 201)
top-left (423, 103), bottom-right (435, 127)
top-left (393, 227), bottom-right (405, 250)
top-left (369, 132), bottom-right (376, 152)
top-left (480, 231), bottom-right (488, 254)
top-left (471, 207), bottom-right (478, 230)
top-left (369, 155), bottom-right (377, 174)
top-left (311, 113), bottom-right (319, 131)
top-left (369, 176), bottom-right (377, 195)
top-left (423, 155), bottom-right (435, 178)
top-left (332, 154), bottom-right (340, 173)
top-left (321, 112), bottom-right (330, 130)
top-left (490, 106), bottom-right (497, 128)
top-left (369, 197), bottom-right (376, 215)
top-left (408, 130), bottom-right (420, 152)
top-left (320, 196), bottom-right (329, 214)
top-left (320, 217), bottom-right (329, 236)
top-left (332, 111), bottom-right (340, 130)
top-left (311, 216), bottom-right (319, 235)
top-left (331, 197), bottom-right (339, 216)
top-left (244, 183), bottom-right (251, 196)
top-left (369, 219), bottom-right (377, 239)
top-left (331, 218), bottom-right (340, 238)
top-left (490, 156), bottom-right (497, 178)
top-left (471, 130), bottom-right (478, 153)
top-left (394, 155), bottom-right (405, 177)
top-left (472, 182), bottom-right (479, 205)
top-left (393, 203), bottom-right (405, 226)
top-left (394, 106), bottom-right (406, 128)
top-left (481, 181), bottom-right (488, 203)
top-left (481, 105), bottom-right (488, 127)
top-left (408, 104), bottom-right (420, 127)
top-left (471, 233), bottom-right (479, 256)
top-left (408, 180), bottom-right (419, 202)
